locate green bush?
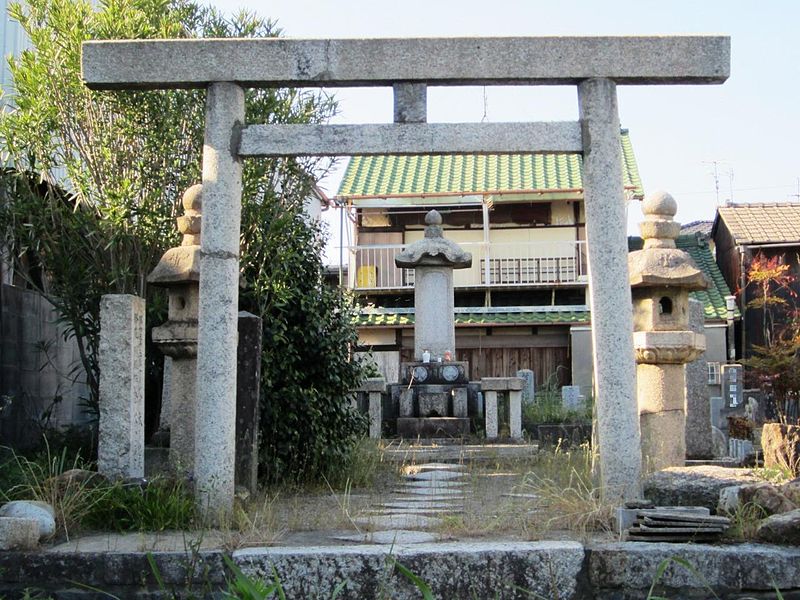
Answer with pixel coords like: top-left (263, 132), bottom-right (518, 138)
top-left (241, 196), bottom-right (368, 485)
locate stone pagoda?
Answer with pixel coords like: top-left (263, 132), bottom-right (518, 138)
top-left (393, 210), bottom-right (472, 437)
top-left (147, 184), bottom-right (203, 475)
top-left (628, 191), bottom-right (708, 472)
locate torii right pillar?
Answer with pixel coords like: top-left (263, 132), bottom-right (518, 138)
top-left (579, 78), bottom-right (643, 502)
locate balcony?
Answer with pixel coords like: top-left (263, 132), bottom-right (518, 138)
top-left (349, 241), bottom-right (587, 291)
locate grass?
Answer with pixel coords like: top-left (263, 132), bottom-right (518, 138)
top-left (721, 501), bottom-right (768, 541)
top-left (1, 442), bottom-right (196, 539)
top-left (81, 477), bottom-right (196, 532)
top-left (0, 441), bottom-right (109, 539)
top-left (521, 371), bottom-right (592, 432)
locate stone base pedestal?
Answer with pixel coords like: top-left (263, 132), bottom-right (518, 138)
top-left (638, 363), bottom-right (687, 472)
top-left (640, 410), bottom-right (686, 473)
top-left (397, 417), bottom-right (469, 438)
top-left (168, 358), bottom-right (196, 476)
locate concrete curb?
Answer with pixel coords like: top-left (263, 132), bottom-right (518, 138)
top-left (234, 541), bottom-right (586, 599)
top-left (1, 541), bottom-right (799, 598)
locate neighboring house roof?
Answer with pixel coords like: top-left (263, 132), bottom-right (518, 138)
top-left (628, 233), bottom-right (736, 321)
top-left (713, 202), bottom-right (800, 246)
top-left (680, 220), bottom-right (713, 237)
top-left (338, 129), bottom-right (643, 200)
top-left (357, 306), bottom-right (589, 328)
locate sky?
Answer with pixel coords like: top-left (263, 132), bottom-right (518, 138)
top-left (214, 0), bottom-right (800, 260)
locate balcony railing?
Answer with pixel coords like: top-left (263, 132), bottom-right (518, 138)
top-left (348, 240), bottom-right (587, 290)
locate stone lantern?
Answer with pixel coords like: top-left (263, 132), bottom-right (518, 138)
top-left (147, 184), bottom-right (202, 475)
top-left (628, 191), bottom-right (708, 472)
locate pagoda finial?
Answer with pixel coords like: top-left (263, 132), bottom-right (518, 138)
top-left (640, 191), bottom-right (680, 249)
top-left (177, 184), bottom-right (202, 246)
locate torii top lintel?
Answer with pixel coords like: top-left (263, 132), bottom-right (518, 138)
top-left (81, 35), bottom-right (729, 90)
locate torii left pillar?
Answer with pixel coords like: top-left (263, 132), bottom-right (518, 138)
top-left (194, 82), bottom-right (245, 519)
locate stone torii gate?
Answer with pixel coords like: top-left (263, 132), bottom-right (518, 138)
top-left (82, 35), bottom-right (729, 517)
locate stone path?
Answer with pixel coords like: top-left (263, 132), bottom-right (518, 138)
top-left (352, 463), bottom-right (468, 545)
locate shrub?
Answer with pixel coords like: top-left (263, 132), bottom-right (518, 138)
top-left (241, 196), bottom-right (368, 484)
top-left (82, 477), bottom-right (196, 532)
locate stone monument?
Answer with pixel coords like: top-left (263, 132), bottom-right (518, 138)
top-left (98, 294), bottom-right (146, 479)
top-left (396, 210), bottom-right (471, 361)
top-left (628, 191), bottom-right (708, 472)
top-left (685, 298), bottom-right (714, 459)
top-left (147, 184), bottom-right (202, 476)
top-left (394, 210), bottom-right (472, 437)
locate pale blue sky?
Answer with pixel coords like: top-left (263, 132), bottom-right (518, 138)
top-left (210, 0), bottom-right (798, 237)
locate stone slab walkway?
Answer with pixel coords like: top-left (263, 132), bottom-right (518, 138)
top-left (352, 462), bottom-right (469, 543)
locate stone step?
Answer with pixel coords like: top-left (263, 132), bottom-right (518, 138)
top-left (405, 470), bottom-right (465, 482)
top-left (355, 514), bottom-right (443, 530)
top-left (332, 530), bottom-right (440, 545)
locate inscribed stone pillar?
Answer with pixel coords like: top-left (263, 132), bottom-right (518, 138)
top-left (98, 294), bottom-right (145, 479)
top-left (236, 312), bottom-right (262, 495)
top-left (517, 369), bottom-right (535, 406)
top-left (195, 82), bottom-right (245, 519)
top-left (685, 299), bottom-right (713, 459)
top-left (484, 391), bottom-right (499, 439)
top-left (578, 78), bottom-right (641, 502)
top-left (414, 267), bottom-right (455, 360)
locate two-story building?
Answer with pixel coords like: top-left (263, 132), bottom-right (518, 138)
top-left (336, 131), bottom-right (736, 399)
top-left (335, 132), bottom-right (644, 395)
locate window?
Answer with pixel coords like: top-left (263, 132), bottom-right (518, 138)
top-left (707, 362), bottom-right (721, 385)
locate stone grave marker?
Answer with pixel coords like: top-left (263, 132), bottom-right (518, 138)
top-left (561, 385), bottom-right (582, 411)
top-left (517, 369), bottom-right (535, 406)
top-left (98, 294), bottom-right (145, 479)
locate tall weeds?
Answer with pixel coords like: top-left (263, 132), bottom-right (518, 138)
top-left (1, 441), bottom-right (108, 539)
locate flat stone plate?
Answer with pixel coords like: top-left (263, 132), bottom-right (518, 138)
top-left (381, 501), bottom-right (461, 511)
top-left (332, 529), bottom-right (440, 545)
top-left (402, 479), bottom-right (466, 488)
top-left (355, 514), bottom-right (443, 530)
top-left (402, 463), bottom-right (468, 474)
top-left (395, 487), bottom-right (466, 497)
top-left (371, 504), bottom-right (462, 516)
top-left (391, 494), bottom-right (467, 503)
top-left (406, 470), bottom-right (466, 481)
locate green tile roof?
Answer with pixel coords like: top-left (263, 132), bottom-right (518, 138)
top-left (338, 130), bottom-right (643, 199)
top-left (357, 307), bottom-right (590, 328)
top-left (628, 234), bottom-right (736, 321)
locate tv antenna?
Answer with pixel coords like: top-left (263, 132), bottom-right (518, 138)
top-left (703, 160), bottom-right (733, 204)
